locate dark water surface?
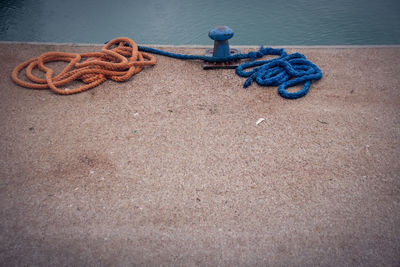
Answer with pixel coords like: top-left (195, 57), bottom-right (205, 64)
top-left (1, 0), bottom-right (399, 45)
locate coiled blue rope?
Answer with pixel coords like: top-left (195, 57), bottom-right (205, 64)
top-left (234, 47), bottom-right (323, 99)
top-left (115, 42), bottom-right (322, 99)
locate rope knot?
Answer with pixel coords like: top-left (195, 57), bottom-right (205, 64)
top-left (248, 52), bottom-right (258, 61)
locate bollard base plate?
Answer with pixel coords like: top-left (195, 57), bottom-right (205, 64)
top-left (203, 48), bottom-right (241, 69)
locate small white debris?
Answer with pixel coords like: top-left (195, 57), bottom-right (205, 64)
top-left (256, 118), bottom-right (265, 125)
top-left (90, 170), bottom-right (95, 174)
top-left (133, 112), bottom-right (139, 117)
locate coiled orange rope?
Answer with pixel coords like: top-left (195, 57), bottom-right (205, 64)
top-left (11, 37), bottom-right (156, 95)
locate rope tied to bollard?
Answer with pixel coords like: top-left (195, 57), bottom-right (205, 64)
top-left (12, 37), bottom-right (322, 99)
top-left (138, 45), bottom-right (322, 99)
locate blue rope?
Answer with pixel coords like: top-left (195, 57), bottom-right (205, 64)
top-left (139, 46), bottom-right (322, 99)
top-left (138, 45), bottom-right (251, 62)
top-left (112, 42), bottom-right (322, 99)
top-left (234, 49), bottom-right (323, 99)
top-left (138, 45), bottom-right (285, 63)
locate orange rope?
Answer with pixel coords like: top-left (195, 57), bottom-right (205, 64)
top-left (11, 37), bottom-right (156, 95)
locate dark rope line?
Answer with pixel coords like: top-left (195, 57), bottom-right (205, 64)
top-left (125, 43), bottom-right (323, 99)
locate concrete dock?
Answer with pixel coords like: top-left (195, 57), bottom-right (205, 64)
top-left (0, 43), bottom-right (399, 266)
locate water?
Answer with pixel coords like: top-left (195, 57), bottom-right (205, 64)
top-left (1, 0), bottom-right (399, 45)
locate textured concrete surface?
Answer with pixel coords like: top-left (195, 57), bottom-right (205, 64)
top-left (0, 43), bottom-right (399, 266)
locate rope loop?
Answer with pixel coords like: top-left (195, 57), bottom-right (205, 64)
top-left (12, 37), bottom-right (156, 95)
top-left (235, 50), bottom-right (322, 99)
